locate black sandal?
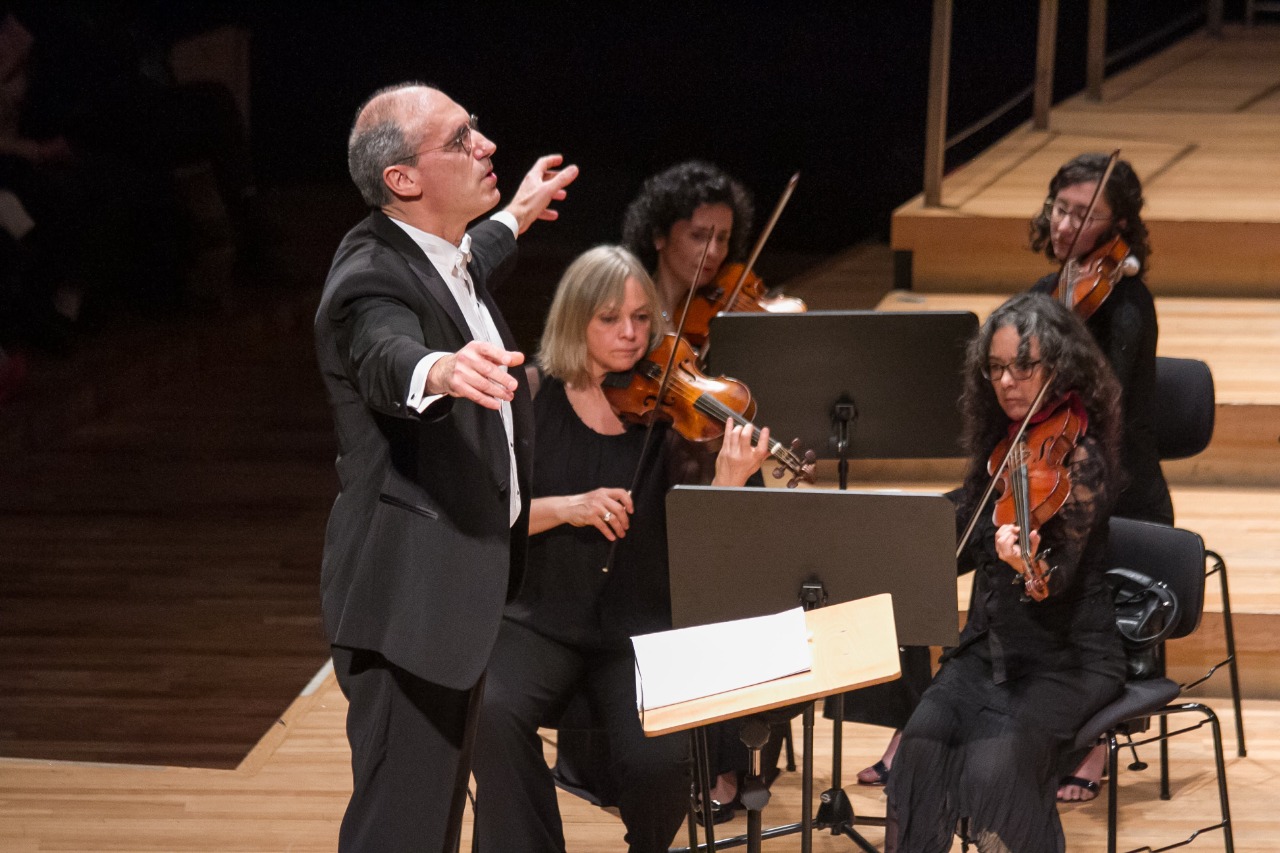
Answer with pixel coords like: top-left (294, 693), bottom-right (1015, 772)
top-left (1057, 775), bottom-right (1100, 802)
top-left (856, 759), bottom-right (890, 786)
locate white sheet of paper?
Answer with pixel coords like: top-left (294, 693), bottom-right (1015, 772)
top-left (631, 607), bottom-right (812, 712)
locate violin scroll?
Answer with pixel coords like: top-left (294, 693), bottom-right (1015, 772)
top-left (773, 438), bottom-right (817, 488)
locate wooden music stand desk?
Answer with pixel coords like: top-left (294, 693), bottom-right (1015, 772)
top-left (641, 593), bottom-right (901, 852)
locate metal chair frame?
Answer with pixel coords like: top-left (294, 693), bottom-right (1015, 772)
top-left (1153, 356), bottom-right (1245, 758)
top-left (1080, 517), bottom-right (1234, 853)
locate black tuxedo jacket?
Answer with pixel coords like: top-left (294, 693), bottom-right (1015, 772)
top-left (314, 210), bottom-right (532, 690)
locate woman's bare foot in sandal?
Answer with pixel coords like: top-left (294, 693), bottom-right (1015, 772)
top-left (1058, 742), bottom-right (1106, 803)
top-left (857, 729), bottom-right (901, 786)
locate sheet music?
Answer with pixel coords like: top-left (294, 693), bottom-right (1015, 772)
top-left (631, 607), bottom-right (812, 712)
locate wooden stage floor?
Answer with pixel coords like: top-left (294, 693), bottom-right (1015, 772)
top-left (1, 666), bottom-right (1272, 852)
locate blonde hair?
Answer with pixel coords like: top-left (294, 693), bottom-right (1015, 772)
top-left (538, 245), bottom-right (667, 388)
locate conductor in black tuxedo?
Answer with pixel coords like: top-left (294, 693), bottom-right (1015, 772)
top-left (314, 82), bottom-right (579, 853)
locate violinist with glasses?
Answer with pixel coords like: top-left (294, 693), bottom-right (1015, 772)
top-left (884, 293), bottom-right (1127, 853)
top-left (1030, 153), bottom-right (1174, 802)
top-left (1029, 152), bottom-right (1171, 529)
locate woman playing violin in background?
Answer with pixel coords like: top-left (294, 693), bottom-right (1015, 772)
top-left (1029, 152), bottom-right (1172, 527)
top-left (1030, 153), bottom-right (1174, 803)
top-left (621, 160), bottom-right (754, 320)
top-left (885, 293), bottom-right (1126, 853)
top-left (471, 246), bottom-right (772, 853)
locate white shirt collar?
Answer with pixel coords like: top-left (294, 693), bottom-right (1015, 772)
top-left (386, 217), bottom-right (467, 284)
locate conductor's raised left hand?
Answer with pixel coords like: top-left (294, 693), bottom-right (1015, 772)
top-left (504, 154), bottom-right (579, 234)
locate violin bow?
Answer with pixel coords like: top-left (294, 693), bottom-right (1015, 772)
top-left (1056, 149), bottom-right (1121, 304)
top-left (954, 368), bottom-right (1059, 559)
top-left (600, 231), bottom-right (718, 571)
top-left (696, 173), bottom-right (799, 370)
top-left (724, 171), bottom-right (800, 311)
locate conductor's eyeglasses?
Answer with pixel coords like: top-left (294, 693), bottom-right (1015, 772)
top-left (394, 115), bottom-right (479, 164)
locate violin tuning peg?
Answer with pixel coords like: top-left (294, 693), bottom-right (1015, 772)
top-left (786, 474), bottom-right (801, 489)
top-left (772, 465), bottom-right (786, 480)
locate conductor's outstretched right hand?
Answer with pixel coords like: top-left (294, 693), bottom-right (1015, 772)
top-left (428, 340), bottom-right (525, 410)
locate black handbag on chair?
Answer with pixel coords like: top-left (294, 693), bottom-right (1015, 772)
top-left (1107, 567), bottom-right (1180, 680)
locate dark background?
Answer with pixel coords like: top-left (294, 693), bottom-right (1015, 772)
top-left (8, 0), bottom-right (1219, 294)
top-left (244, 0), bottom-right (1210, 252)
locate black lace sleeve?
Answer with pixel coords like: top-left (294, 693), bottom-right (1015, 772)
top-left (1039, 434), bottom-right (1111, 595)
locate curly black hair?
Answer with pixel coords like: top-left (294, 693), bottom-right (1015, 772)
top-left (954, 293), bottom-right (1123, 521)
top-left (1028, 152), bottom-right (1151, 269)
top-left (620, 161), bottom-right (754, 273)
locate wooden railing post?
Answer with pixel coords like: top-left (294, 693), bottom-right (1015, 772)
top-left (923, 0), bottom-right (953, 208)
top-left (1207, 0), bottom-right (1223, 35)
top-left (1033, 0), bottom-right (1059, 130)
top-left (1086, 0), bottom-right (1107, 101)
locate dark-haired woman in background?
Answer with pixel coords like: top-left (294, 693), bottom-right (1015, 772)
top-left (621, 159), bottom-right (755, 321)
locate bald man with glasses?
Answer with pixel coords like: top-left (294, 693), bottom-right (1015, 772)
top-left (314, 82), bottom-right (577, 852)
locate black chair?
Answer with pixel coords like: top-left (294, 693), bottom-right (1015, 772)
top-left (1072, 516), bottom-right (1233, 853)
top-left (1152, 355), bottom-right (1245, 757)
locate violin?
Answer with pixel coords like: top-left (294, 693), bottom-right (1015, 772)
top-left (680, 263), bottom-right (807, 347)
top-left (987, 394), bottom-right (1087, 601)
top-left (1051, 149), bottom-right (1140, 322)
top-left (601, 333), bottom-right (816, 487)
top-left (1054, 235), bottom-right (1140, 321)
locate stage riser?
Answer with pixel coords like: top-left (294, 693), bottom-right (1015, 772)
top-left (891, 216), bottom-right (1280, 297)
top-left (805, 408), bottom-right (1280, 488)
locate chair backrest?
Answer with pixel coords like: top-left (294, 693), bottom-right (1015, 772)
top-left (1107, 517), bottom-right (1205, 639)
top-left (1153, 357), bottom-right (1215, 460)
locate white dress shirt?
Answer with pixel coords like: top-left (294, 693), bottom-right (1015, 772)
top-left (390, 212), bottom-right (521, 525)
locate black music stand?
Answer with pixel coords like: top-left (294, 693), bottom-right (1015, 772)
top-left (705, 310), bottom-right (977, 465)
top-left (698, 310), bottom-right (977, 849)
top-left (665, 486), bottom-right (958, 853)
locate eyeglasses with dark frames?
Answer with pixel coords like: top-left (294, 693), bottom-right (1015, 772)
top-left (982, 359), bottom-right (1042, 381)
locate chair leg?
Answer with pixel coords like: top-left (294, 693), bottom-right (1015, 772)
top-left (1159, 715), bottom-right (1170, 800)
top-left (1106, 731), bottom-right (1120, 853)
top-left (783, 720), bottom-right (796, 772)
top-left (1171, 702), bottom-right (1236, 853)
top-left (1207, 549), bottom-right (1247, 757)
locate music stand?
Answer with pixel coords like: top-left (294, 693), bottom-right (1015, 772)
top-left (665, 486), bottom-right (958, 853)
top-left (699, 310), bottom-right (976, 848)
top-left (705, 310), bottom-right (977, 466)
